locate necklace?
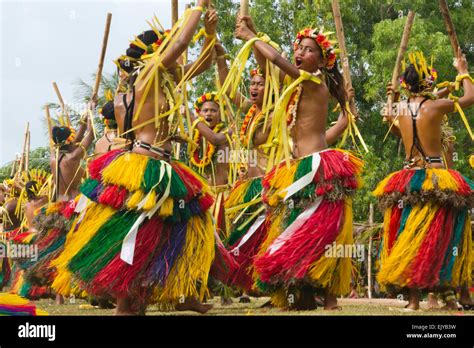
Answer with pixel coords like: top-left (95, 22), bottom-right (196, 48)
top-left (286, 84), bottom-right (303, 132)
top-left (190, 123), bottom-right (224, 169)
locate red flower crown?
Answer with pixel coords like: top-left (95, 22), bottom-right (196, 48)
top-left (294, 28), bottom-right (338, 70)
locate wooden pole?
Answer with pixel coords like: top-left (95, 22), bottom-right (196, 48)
top-left (91, 13), bottom-right (112, 103)
top-left (331, 0), bottom-right (355, 112)
top-left (240, 0), bottom-right (249, 16)
top-left (172, 0), bottom-right (179, 25)
top-left (25, 130), bottom-right (30, 173)
top-left (45, 105), bottom-right (54, 155)
top-left (18, 123), bottom-right (29, 177)
top-left (439, 0), bottom-right (460, 55)
top-left (387, 10), bottom-right (415, 113)
top-left (10, 154), bottom-right (18, 177)
top-left (367, 203), bottom-right (374, 299)
top-left (52, 81), bottom-right (71, 126)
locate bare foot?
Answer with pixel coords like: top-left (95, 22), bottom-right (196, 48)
top-left (115, 297), bottom-right (138, 316)
top-left (175, 298), bottom-right (213, 314)
top-left (290, 287), bottom-right (317, 311)
top-left (323, 293), bottom-right (339, 310)
top-left (239, 295), bottom-right (251, 303)
top-left (221, 296), bottom-right (233, 306)
top-left (55, 294), bottom-right (64, 305)
top-left (427, 293), bottom-right (440, 309)
top-left (440, 299), bottom-right (462, 311)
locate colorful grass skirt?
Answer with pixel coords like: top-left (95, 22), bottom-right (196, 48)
top-left (223, 176), bottom-right (269, 291)
top-left (253, 149), bottom-right (363, 304)
top-left (374, 168), bottom-right (473, 291)
top-left (54, 150), bottom-right (215, 304)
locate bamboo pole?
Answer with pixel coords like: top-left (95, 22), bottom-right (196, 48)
top-left (240, 0), bottom-right (249, 16)
top-left (89, 13), bottom-right (112, 140)
top-left (367, 203), bottom-right (374, 299)
top-left (25, 130), bottom-right (30, 173)
top-left (52, 81), bottom-right (70, 126)
top-left (439, 0), bottom-right (460, 55)
top-left (44, 105), bottom-right (54, 155)
top-left (91, 13), bottom-right (112, 103)
top-left (18, 123), bottom-right (29, 177)
top-left (172, 0), bottom-right (179, 25)
top-left (387, 11), bottom-right (415, 113)
top-left (10, 154), bottom-right (18, 177)
top-left (331, 0), bottom-right (356, 114)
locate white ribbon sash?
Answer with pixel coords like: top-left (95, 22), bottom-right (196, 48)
top-left (267, 197), bottom-right (323, 255)
top-left (120, 162), bottom-right (173, 265)
top-left (283, 152), bottom-right (322, 202)
top-left (74, 194), bottom-right (89, 213)
top-left (231, 214), bottom-right (266, 253)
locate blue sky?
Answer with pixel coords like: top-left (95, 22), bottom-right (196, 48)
top-left (0, 0), bottom-right (188, 165)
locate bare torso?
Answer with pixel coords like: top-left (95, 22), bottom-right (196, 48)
top-left (398, 97), bottom-right (445, 169)
top-left (3, 199), bottom-right (21, 230)
top-left (247, 107), bottom-right (272, 178)
top-left (115, 72), bottom-right (176, 161)
top-left (94, 131), bottom-right (118, 156)
top-left (50, 152), bottom-right (85, 201)
top-left (290, 80), bottom-right (330, 158)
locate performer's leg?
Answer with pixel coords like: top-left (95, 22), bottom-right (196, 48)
top-left (406, 288), bottom-right (420, 310)
top-left (175, 297), bottom-right (213, 314)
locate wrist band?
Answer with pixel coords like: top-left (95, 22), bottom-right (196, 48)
top-left (204, 31), bottom-right (216, 39)
top-left (216, 55), bottom-right (227, 60)
top-left (455, 73), bottom-right (473, 90)
top-left (257, 32), bottom-right (281, 51)
top-left (193, 6), bottom-right (203, 12)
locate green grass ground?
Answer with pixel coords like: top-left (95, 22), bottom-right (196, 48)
top-left (35, 297), bottom-right (474, 316)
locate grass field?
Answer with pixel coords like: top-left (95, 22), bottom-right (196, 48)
top-left (34, 297), bottom-right (474, 316)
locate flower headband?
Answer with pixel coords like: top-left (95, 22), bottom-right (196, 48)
top-left (294, 28), bottom-right (339, 70)
top-left (194, 92), bottom-right (221, 113)
top-left (250, 67), bottom-right (264, 77)
top-left (400, 51), bottom-right (438, 91)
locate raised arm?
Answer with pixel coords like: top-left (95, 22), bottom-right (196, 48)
top-left (71, 113), bottom-right (94, 160)
top-left (215, 42), bottom-right (250, 110)
top-left (191, 113), bottom-right (227, 146)
top-left (239, 14), bottom-right (286, 84)
top-left (161, 0), bottom-right (210, 69)
top-left (235, 18), bottom-right (300, 80)
top-left (183, 8), bottom-right (217, 79)
top-left (75, 100), bottom-right (97, 143)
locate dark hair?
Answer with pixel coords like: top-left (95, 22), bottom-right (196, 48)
top-left (323, 59), bottom-right (347, 109)
top-left (101, 101), bottom-right (115, 120)
top-left (25, 181), bottom-right (38, 200)
top-left (402, 64), bottom-right (423, 93)
top-left (52, 126), bottom-right (71, 145)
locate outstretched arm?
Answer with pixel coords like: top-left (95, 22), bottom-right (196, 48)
top-left (161, 0), bottom-right (210, 69)
top-left (239, 14), bottom-right (286, 83)
top-left (215, 42), bottom-right (250, 110)
top-left (75, 100), bottom-right (97, 143)
top-left (71, 113), bottom-right (94, 160)
top-left (235, 19), bottom-right (299, 80)
top-left (183, 8), bottom-right (217, 79)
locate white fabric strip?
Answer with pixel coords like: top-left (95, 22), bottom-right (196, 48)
top-left (74, 194), bottom-right (89, 213)
top-left (283, 152), bottom-right (321, 201)
top-left (267, 197), bottom-right (323, 255)
top-left (231, 214), bottom-right (266, 252)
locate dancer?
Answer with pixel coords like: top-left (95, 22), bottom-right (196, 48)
top-left (56, 1), bottom-right (218, 315)
top-left (94, 101), bottom-right (121, 155)
top-left (375, 49), bottom-right (473, 311)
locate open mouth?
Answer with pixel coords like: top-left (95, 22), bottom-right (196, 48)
top-left (205, 117), bottom-right (213, 123)
top-left (250, 91), bottom-right (258, 99)
top-left (295, 58), bottom-right (303, 68)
